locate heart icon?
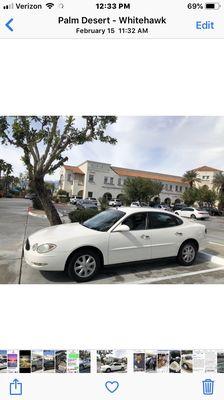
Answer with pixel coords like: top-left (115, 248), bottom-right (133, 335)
top-left (105, 381), bottom-right (119, 393)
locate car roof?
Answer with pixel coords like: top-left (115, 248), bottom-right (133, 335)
top-left (117, 207), bottom-right (174, 215)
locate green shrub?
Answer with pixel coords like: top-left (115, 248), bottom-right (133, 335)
top-left (57, 189), bottom-right (67, 195)
top-left (32, 196), bottom-right (44, 210)
top-left (69, 209), bottom-right (99, 223)
top-left (60, 197), bottom-right (69, 203)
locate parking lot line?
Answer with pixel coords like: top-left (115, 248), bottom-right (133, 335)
top-left (129, 253), bottom-right (224, 284)
top-left (209, 241), bottom-right (224, 247)
top-left (136, 266), bottom-right (224, 284)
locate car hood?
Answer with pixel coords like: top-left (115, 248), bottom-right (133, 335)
top-left (28, 222), bottom-right (100, 244)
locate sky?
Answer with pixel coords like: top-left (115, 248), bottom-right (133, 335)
top-left (0, 116), bottom-right (223, 180)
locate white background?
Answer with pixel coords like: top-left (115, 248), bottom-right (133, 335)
top-left (0, 39), bottom-right (223, 349)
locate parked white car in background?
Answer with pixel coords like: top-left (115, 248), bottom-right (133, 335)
top-left (109, 199), bottom-right (122, 207)
top-left (130, 201), bottom-right (149, 207)
top-left (70, 196), bottom-right (83, 205)
top-left (100, 362), bottom-right (126, 373)
top-left (174, 207), bottom-right (209, 220)
top-left (24, 208), bottom-right (207, 282)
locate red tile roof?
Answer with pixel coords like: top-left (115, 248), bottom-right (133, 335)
top-left (111, 166), bottom-right (185, 184)
top-left (64, 165), bottom-right (84, 175)
top-left (194, 165), bottom-right (222, 172)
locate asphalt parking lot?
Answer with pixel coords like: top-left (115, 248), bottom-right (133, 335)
top-left (1, 198), bottom-right (224, 284)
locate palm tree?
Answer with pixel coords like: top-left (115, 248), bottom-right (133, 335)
top-left (213, 172), bottom-right (224, 209)
top-left (213, 171), bottom-right (224, 191)
top-left (182, 170), bottom-right (201, 188)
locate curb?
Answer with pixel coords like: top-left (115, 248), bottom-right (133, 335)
top-left (28, 208), bottom-right (69, 223)
top-left (28, 210), bottom-right (47, 219)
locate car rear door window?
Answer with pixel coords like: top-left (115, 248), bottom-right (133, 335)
top-left (148, 212), bottom-right (183, 229)
top-left (122, 212), bottom-right (148, 231)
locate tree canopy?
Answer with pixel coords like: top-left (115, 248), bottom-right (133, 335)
top-left (0, 116), bottom-right (117, 224)
top-left (123, 177), bottom-right (163, 204)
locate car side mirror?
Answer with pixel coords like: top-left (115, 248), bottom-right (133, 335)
top-left (113, 224), bottom-right (130, 233)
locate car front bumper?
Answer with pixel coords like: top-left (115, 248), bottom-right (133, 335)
top-left (24, 248), bottom-right (67, 271)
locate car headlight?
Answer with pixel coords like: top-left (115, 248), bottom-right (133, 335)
top-left (37, 243), bottom-right (57, 253)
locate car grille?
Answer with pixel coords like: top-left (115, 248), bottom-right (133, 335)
top-left (25, 238), bottom-right (30, 251)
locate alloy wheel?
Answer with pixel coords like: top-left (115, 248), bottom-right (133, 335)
top-left (74, 255), bottom-right (96, 278)
top-left (182, 244), bottom-right (195, 263)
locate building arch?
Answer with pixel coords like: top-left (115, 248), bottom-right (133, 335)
top-left (117, 193), bottom-right (124, 200)
top-left (153, 196), bottom-right (161, 204)
top-left (77, 190), bottom-right (83, 197)
top-left (103, 192), bottom-right (112, 201)
top-left (164, 197), bottom-right (171, 205)
top-left (174, 198), bottom-right (181, 205)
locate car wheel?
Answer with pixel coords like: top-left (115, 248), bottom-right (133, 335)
top-left (66, 249), bottom-right (101, 282)
top-left (182, 363), bottom-right (188, 370)
top-left (190, 214), bottom-right (196, 219)
top-left (121, 367), bottom-right (125, 371)
top-left (174, 212), bottom-right (179, 215)
top-left (177, 241), bottom-right (197, 266)
top-left (106, 368), bottom-right (111, 373)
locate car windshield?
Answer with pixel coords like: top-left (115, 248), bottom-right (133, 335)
top-left (82, 209), bottom-right (125, 232)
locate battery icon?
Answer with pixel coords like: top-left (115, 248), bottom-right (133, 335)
top-left (205, 2), bottom-right (221, 9)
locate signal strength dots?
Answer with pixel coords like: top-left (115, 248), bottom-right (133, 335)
top-left (3, 3), bottom-right (14, 9)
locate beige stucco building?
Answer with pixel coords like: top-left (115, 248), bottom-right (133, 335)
top-left (59, 160), bottom-right (190, 204)
top-left (193, 165), bottom-right (223, 190)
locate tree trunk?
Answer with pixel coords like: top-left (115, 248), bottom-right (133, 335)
top-left (33, 175), bottom-right (62, 226)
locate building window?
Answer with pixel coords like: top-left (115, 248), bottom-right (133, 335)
top-left (110, 177), bottom-right (114, 185)
top-left (89, 174), bottom-right (94, 183)
top-left (67, 173), bottom-right (72, 182)
top-left (169, 185), bottom-right (173, 191)
top-left (104, 177), bottom-right (108, 184)
top-left (175, 185), bottom-right (178, 192)
top-left (88, 192), bottom-right (93, 198)
top-left (118, 178), bottom-right (122, 186)
top-left (179, 186), bottom-right (182, 192)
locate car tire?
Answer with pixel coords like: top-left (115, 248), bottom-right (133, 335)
top-left (66, 249), bottom-right (101, 282)
top-left (182, 363), bottom-right (188, 370)
top-left (177, 241), bottom-right (197, 266)
top-left (174, 212), bottom-right (179, 215)
top-left (190, 214), bottom-right (196, 219)
top-left (106, 368), bottom-right (111, 373)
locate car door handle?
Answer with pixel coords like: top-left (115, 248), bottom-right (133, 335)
top-left (141, 234), bottom-right (150, 239)
top-left (175, 232), bottom-right (183, 236)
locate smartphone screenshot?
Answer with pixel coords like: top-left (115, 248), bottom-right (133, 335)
top-left (0, 0), bottom-right (223, 399)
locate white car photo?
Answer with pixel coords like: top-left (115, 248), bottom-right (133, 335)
top-left (24, 208), bottom-right (207, 282)
top-left (100, 362), bottom-right (126, 373)
top-left (174, 207), bottom-right (209, 220)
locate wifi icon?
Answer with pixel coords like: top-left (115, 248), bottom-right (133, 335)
top-left (46, 2), bottom-right (54, 8)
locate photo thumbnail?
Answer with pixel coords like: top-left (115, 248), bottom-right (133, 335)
top-left (97, 350), bottom-right (128, 373)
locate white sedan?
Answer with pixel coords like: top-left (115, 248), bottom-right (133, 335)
top-left (100, 362), bottom-right (126, 373)
top-left (174, 207), bottom-right (209, 220)
top-left (24, 207), bottom-right (207, 282)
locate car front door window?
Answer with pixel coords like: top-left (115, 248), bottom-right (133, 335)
top-left (122, 212), bottom-right (147, 230)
